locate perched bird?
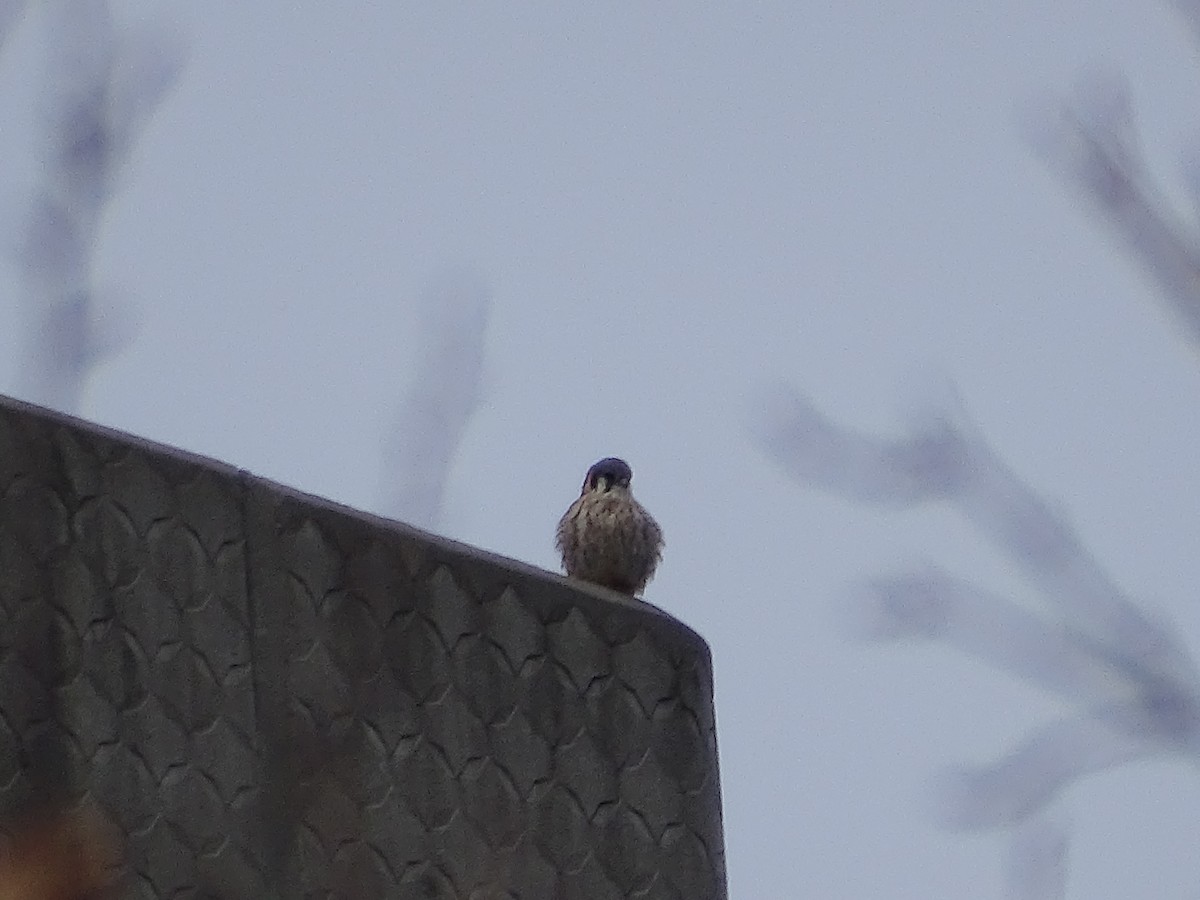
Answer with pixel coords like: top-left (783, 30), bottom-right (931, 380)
top-left (556, 457), bottom-right (663, 596)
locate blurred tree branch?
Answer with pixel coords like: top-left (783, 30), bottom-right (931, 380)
top-left (1034, 77), bottom-right (1200, 354)
top-left (1006, 816), bottom-right (1070, 900)
top-left (380, 268), bottom-right (490, 530)
top-left (754, 8), bottom-right (1200, 898)
top-left (10, 0), bottom-right (186, 413)
top-left (751, 387), bottom-right (1200, 897)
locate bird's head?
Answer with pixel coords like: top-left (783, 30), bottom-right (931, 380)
top-left (582, 457), bottom-right (633, 494)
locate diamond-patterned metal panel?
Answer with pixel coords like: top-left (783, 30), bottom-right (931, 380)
top-left (0, 394), bottom-right (727, 899)
top-left (0, 396), bottom-right (266, 899)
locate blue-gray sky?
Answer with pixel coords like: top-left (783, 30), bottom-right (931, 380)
top-left (5, 2), bottom-right (1200, 897)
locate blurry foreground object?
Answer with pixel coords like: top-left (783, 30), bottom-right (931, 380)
top-left (1032, 73), bottom-right (1200, 354)
top-left (0, 806), bottom-right (118, 900)
top-left (557, 457), bottom-right (664, 596)
top-left (11, 0), bottom-right (185, 413)
top-left (747, 10), bottom-right (1200, 900)
top-left (381, 268), bottom-right (490, 530)
top-left (750, 384), bottom-right (1200, 896)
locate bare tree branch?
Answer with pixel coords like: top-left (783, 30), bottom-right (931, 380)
top-left (756, 8), bottom-right (1200, 898)
top-left (381, 269), bottom-right (490, 530)
top-left (757, 384), bottom-right (1192, 681)
top-left (935, 708), bottom-right (1158, 830)
top-left (749, 384), bottom-right (971, 505)
top-left (751, 385), bottom-right (1200, 832)
top-left (1006, 817), bottom-right (1070, 900)
top-left (853, 570), bottom-right (1147, 710)
top-left (1032, 77), bottom-right (1200, 353)
top-left (14, 0), bottom-right (185, 413)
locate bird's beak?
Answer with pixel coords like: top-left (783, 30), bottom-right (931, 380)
top-left (595, 475), bottom-right (611, 492)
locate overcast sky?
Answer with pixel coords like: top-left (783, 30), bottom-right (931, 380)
top-left (5, 2), bottom-right (1200, 897)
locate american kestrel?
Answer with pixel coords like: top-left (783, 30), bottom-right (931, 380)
top-left (556, 457), bottom-right (663, 596)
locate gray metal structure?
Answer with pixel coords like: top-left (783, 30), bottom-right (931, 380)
top-left (0, 394), bottom-right (727, 899)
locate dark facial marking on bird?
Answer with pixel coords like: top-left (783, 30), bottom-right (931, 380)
top-left (583, 457), bottom-right (633, 493)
